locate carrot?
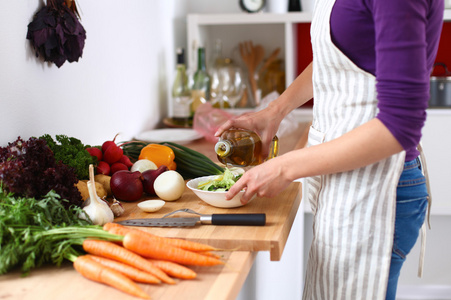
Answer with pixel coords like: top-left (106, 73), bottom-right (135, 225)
top-left (103, 222), bottom-right (127, 232)
top-left (147, 259), bottom-right (197, 280)
top-left (152, 235), bottom-right (218, 252)
top-left (104, 222), bottom-right (218, 252)
top-left (123, 231), bottom-right (224, 266)
top-left (87, 255), bottom-right (161, 284)
top-left (197, 251), bottom-right (222, 259)
top-left (105, 224), bottom-right (133, 239)
top-left (83, 239), bottom-right (176, 285)
top-left (73, 255), bottom-right (150, 299)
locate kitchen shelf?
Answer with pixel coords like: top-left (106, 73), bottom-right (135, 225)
top-left (188, 12), bottom-right (312, 25)
top-left (187, 12), bottom-right (312, 93)
top-left (189, 9), bottom-right (451, 25)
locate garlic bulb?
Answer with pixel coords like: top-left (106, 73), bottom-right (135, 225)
top-left (81, 165), bottom-right (114, 225)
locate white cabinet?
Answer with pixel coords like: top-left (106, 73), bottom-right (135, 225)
top-left (187, 12), bottom-right (312, 90)
top-left (421, 109), bottom-right (451, 215)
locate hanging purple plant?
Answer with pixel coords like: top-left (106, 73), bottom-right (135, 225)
top-left (26, 0), bottom-right (86, 68)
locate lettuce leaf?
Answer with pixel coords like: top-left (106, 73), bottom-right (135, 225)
top-left (198, 168), bottom-right (242, 192)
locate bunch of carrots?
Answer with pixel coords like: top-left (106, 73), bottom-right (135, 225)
top-left (69, 223), bottom-right (224, 299)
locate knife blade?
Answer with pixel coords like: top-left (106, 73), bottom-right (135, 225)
top-left (116, 213), bottom-right (266, 227)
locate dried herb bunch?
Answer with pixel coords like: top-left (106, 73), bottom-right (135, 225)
top-left (26, 0), bottom-right (86, 68)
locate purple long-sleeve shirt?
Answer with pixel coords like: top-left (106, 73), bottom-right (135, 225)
top-left (330, 0), bottom-right (444, 161)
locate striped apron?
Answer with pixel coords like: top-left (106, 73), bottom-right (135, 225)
top-left (303, 0), bottom-right (406, 299)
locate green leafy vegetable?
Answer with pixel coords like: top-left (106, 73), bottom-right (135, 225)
top-left (39, 134), bottom-right (97, 180)
top-left (0, 186), bottom-right (121, 275)
top-left (197, 168), bottom-right (242, 192)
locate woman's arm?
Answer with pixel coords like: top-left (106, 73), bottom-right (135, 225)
top-left (229, 118), bottom-right (404, 203)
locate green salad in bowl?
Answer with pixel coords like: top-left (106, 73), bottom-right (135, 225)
top-left (186, 168), bottom-right (253, 208)
top-left (197, 168), bottom-right (242, 192)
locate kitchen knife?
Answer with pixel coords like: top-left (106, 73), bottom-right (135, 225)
top-left (116, 213), bottom-right (266, 227)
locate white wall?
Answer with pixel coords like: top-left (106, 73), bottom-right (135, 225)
top-left (0, 1), bottom-right (179, 146)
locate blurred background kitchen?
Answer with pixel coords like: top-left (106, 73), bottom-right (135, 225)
top-left (1, 1), bottom-right (450, 299)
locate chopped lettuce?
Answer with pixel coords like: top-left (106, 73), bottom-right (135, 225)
top-left (198, 168), bottom-right (242, 192)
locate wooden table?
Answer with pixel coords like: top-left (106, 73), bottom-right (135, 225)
top-left (0, 123), bottom-right (310, 300)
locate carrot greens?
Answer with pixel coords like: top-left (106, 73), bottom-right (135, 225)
top-left (0, 186), bottom-right (122, 275)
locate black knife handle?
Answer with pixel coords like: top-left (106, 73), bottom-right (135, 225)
top-left (210, 214), bottom-right (266, 226)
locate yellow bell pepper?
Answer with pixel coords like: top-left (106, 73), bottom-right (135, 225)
top-left (138, 144), bottom-right (177, 170)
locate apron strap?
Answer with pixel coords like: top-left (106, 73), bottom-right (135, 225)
top-left (418, 142), bottom-right (432, 229)
top-left (417, 142), bottom-right (432, 278)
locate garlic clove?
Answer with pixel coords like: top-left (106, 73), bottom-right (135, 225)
top-left (110, 197), bottom-right (125, 217)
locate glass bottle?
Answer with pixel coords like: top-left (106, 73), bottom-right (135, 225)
top-left (171, 47), bottom-right (191, 126)
top-left (210, 39), bottom-right (227, 69)
top-left (288, 0), bottom-right (302, 11)
top-left (214, 129), bottom-right (279, 167)
top-left (191, 47), bottom-right (211, 117)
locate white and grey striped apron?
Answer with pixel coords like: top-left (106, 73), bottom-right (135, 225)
top-left (303, 0), bottom-right (406, 299)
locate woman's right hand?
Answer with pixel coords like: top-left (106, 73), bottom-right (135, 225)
top-left (214, 104), bottom-right (283, 157)
top-left (214, 62), bottom-right (314, 156)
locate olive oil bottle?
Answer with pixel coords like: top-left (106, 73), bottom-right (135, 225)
top-left (171, 47), bottom-right (191, 126)
top-left (214, 129), bottom-right (279, 167)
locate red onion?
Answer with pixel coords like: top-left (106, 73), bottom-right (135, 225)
top-left (110, 170), bottom-right (143, 202)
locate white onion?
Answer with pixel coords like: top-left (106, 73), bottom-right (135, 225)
top-left (130, 159), bottom-right (157, 173)
top-left (154, 170), bottom-right (185, 201)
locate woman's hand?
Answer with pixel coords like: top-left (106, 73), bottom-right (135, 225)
top-left (214, 105), bottom-right (283, 157)
top-left (226, 156), bottom-right (294, 204)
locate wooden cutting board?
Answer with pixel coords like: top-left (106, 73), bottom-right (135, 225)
top-left (115, 180), bottom-right (302, 261)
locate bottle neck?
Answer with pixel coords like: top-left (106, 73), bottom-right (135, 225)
top-left (197, 48), bottom-right (207, 71)
top-left (215, 140), bottom-right (231, 157)
top-left (176, 63), bottom-right (186, 72)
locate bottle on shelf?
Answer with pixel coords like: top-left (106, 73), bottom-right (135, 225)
top-left (171, 47), bottom-right (192, 126)
top-left (191, 47), bottom-right (211, 117)
top-left (210, 39), bottom-right (227, 69)
top-left (214, 129), bottom-right (279, 167)
top-left (288, 0), bottom-right (302, 11)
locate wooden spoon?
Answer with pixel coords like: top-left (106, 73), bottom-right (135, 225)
top-left (239, 41), bottom-right (265, 104)
top-left (259, 48), bottom-right (281, 76)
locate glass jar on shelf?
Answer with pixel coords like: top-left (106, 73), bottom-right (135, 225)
top-left (257, 59), bottom-right (286, 99)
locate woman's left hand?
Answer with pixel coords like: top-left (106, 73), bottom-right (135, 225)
top-left (226, 157), bottom-right (294, 204)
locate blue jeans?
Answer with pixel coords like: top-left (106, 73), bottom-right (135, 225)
top-left (386, 158), bottom-right (429, 300)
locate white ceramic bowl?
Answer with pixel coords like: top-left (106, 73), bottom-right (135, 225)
top-left (186, 175), bottom-right (255, 208)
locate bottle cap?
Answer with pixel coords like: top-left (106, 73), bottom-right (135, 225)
top-left (215, 140), bottom-right (231, 157)
top-left (176, 48), bottom-right (185, 64)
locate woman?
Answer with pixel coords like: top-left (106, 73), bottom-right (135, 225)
top-left (215, 0), bottom-right (443, 299)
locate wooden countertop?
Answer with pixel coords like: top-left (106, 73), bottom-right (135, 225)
top-left (0, 122), bottom-right (310, 300)
top-left (0, 251), bottom-right (256, 300)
